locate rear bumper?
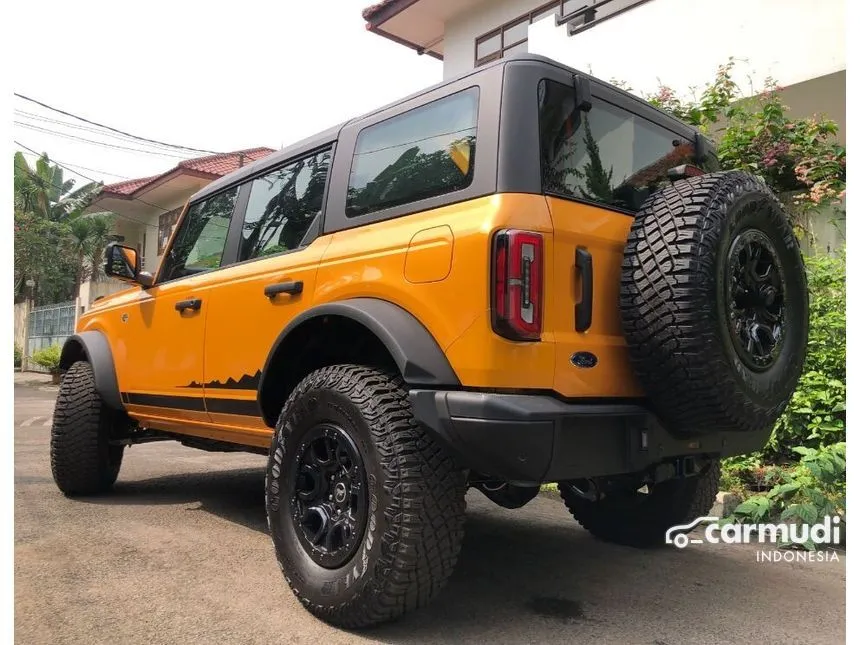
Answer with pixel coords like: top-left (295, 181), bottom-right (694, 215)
top-left (409, 390), bottom-right (770, 484)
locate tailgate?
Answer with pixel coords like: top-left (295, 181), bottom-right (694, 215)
top-left (544, 196), bottom-right (643, 398)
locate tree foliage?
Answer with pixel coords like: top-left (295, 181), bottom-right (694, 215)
top-left (639, 59), bottom-right (845, 217)
top-left (13, 151), bottom-right (110, 305)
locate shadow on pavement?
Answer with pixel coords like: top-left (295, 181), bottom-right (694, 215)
top-left (80, 467), bottom-right (270, 533)
top-left (77, 466), bottom-right (843, 644)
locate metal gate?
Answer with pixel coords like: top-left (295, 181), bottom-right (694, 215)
top-left (27, 301), bottom-right (76, 372)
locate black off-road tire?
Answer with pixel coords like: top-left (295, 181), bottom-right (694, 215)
top-left (265, 365), bottom-right (467, 628)
top-left (559, 461), bottom-right (720, 547)
top-left (50, 361), bottom-right (124, 496)
top-left (621, 171), bottom-right (808, 435)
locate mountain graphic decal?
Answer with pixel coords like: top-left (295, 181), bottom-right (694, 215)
top-left (182, 370), bottom-right (261, 390)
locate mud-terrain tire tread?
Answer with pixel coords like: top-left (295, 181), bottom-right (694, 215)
top-left (50, 360), bottom-right (123, 496)
top-left (560, 462), bottom-right (720, 547)
top-left (266, 364), bottom-right (466, 628)
top-left (620, 171), bottom-right (808, 434)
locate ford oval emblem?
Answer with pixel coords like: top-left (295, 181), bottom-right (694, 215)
top-left (570, 351), bottom-right (598, 368)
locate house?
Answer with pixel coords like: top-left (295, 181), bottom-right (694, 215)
top-left (362, 0), bottom-right (845, 251)
top-left (79, 147), bottom-right (274, 310)
top-left (361, 0), bottom-right (845, 141)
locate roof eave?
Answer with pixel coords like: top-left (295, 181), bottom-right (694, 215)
top-left (365, 23), bottom-right (443, 59)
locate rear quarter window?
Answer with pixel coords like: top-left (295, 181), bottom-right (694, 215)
top-left (345, 88), bottom-right (479, 217)
top-left (538, 79), bottom-right (697, 213)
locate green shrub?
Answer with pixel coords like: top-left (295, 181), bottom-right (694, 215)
top-left (766, 251), bottom-right (845, 459)
top-left (725, 443), bottom-right (845, 548)
top-left (30, 344), bottom-right (62, 373)
top-left (14, 344), bottom-right (22, 368)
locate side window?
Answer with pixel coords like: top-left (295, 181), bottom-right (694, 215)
top-left (538, 80), bottom-right (696, 212)
top-left (159, 187), bottom-right (238, 282)
top-left (238, 148), bottom-right (331, 262)
top-left (346, 88), bottom-right (479, 217)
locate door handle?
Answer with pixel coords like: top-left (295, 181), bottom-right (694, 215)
top-left (264, 280), bottom-right (303, 298)
top-left (175, 298), bottom-right (202, 312)
top-left (574, 247), bottom-right (593, 332)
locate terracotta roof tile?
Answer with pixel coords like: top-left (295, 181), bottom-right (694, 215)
top-left (100, 147), bottom-right (275, 198)
top-left (362, 0), bottom-right (400, 21)
top-left (102, 175), bottom-right (160, 196)
top-left (177, 147), bottom-right (274, 177)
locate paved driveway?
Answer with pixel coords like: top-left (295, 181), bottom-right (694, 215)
top-left (14, 384), bottom-right (845, 644)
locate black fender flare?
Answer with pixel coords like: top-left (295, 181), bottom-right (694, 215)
top-left (59, 331), bottom-right (124, 411)
top-left (258, 298), bottom-right (460, 423)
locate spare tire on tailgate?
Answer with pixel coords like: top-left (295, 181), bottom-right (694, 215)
top-left (620, 171), bottom-right (808, 435)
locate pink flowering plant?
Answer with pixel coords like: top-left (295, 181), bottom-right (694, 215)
top-left (640, 60), bottom-right (845, 220)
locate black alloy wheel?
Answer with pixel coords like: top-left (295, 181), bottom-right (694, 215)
top-left (289, 423), bottom-right (368, 569)
top-left (725, 229), bottom-right (787, 371)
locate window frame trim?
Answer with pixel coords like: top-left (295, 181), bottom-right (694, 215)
top-left (474, 1), bottom-right (561, 67)
top-left (343, 87), bottom-right (481, 219)
top-left (323, 69), bottom-right (502, 235)
top-left (154, 185), bottom-right (243, 285)
top-left (537, 78), bottom-right (696, 215)
top-left (222, 144), bottom-right (336, 268)
top-left (558, 0), bottom-right (654, 37)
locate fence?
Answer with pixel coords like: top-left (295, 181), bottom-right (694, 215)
top-left (26, 301), bottom-right (76, 372)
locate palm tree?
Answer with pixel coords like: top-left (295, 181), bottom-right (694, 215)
top-left (67, 214), bottom-right (115, 294)
top-left (13, 151), bottom-right (102, 221)
top-left (14, 151), bottom-right (109, 303)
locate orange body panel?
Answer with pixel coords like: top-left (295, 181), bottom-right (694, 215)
top-left (80, 193), bottom-right (640, 447)
top-left (544, 196), bottom-right (644, 398)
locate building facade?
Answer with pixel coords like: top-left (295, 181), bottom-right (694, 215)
top-left (363, 0), bottom-right (845, 138)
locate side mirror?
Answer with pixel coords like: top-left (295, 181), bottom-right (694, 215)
top-left (104, 243), bottom-right (153, 287)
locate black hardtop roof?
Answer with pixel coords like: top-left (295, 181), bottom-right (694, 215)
top-left (189, 54), bottom-right (696, 203)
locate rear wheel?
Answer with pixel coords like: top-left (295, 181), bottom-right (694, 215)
top-left (265, 364), bottom-right (467, 628)
top-left (50, 361), bottom-right (125, 496)
top-left (559, 462), bottom-right (720, 548)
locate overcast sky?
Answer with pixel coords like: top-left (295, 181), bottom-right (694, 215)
top-left (12, 0), bottom-right (442, 188)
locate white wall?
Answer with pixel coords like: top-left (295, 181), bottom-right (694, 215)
top-left (143, 219), bottom-right (161, 273)
top-left (526, 0), bottom-right (845, 97)
top-left (444, 0), bottom-right (537, 78)
top-left (443, 0), bottom-right (845, 95)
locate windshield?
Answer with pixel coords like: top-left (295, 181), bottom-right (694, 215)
top-left (538, 79), bottom-right (705, 212)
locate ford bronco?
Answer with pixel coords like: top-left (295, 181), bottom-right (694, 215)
top-left (51, 54), bottom-right (808, 627)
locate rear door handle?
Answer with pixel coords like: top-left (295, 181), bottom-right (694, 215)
top-left (264, 280), bottom-right (303, 298)
top-left (575, 247), bottom-right (593, 332)
top-left (175, 298), bottom-right (202, 312)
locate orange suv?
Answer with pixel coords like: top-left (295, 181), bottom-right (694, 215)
top-left (51, 54), bottom-right (808, 627)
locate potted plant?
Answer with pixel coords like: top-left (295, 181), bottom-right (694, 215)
top-left (31, 344), bottom-right (62, 384)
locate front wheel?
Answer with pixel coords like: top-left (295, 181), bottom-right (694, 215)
top-left (50, 361), bottom-right (125, 496)
top-left (559, 461), bottom-right (720, 547)
top-left (265, 365), bottom-right (467, 628)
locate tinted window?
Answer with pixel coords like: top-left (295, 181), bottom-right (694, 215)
top-left (538, 80), bottom-right (696, 212)
top-left (159, 187), bottom-right (238, 282)
top-left (238, 149), bottom-right (331, 261)
top-left (346, 88), bottom-right (479, 217)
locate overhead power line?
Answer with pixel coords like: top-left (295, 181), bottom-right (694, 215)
top-left (14, 109), bottom-right (198, 156)
top-left (14, 92), bottom-right (224, 155)
top-left (15, 162), bottom-right (158, 229)
top-left (15, 140), bottom-right (176, 217)
top-left (14, 121), bottom-right (195, 159)
top-left (15, 148), bottom-right (130, 180)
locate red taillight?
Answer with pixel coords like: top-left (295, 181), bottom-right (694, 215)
top-left (491, 229), bottom-right (544, 341)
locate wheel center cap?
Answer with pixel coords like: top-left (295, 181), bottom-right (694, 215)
top-left (334, 481), bottom-right (347, 503)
